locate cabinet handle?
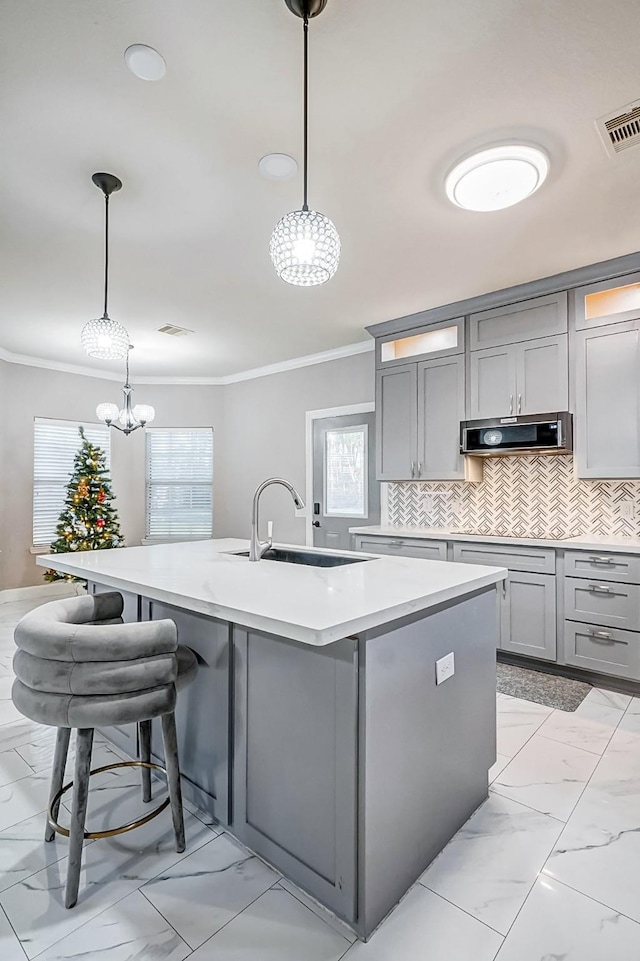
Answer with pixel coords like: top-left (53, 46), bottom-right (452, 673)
top-left (410, 461), bottom-right (416, 478)
top-left (509, 394), bottom-right (513, 414)
top-left (587, 584), bottom-right (614, 594)
top-left (588, 556), bottom-right (616, 565)
top-left (518, 393), bottom-right (522, 414)
top-left (417, 461), bottom-right (422, 477)
top-left (389, 540), bottom-right (404, 547)
top-left (502, 579), bottom-right (507, 599)
top-left (587, 628), bottom-right (627, 645)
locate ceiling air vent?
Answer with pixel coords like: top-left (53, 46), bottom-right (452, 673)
top-left (596, 101), bottom-right (640, 157)
top-left (156, 324), bottom-right (194, 337)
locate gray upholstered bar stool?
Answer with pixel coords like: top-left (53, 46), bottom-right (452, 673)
top-left (11, 591), bottom-right (198, 909)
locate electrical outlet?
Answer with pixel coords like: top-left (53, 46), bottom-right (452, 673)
top-left (619, 500), bottom-right (636, 519)
top-left (435, 652), bottom-right (455, 685)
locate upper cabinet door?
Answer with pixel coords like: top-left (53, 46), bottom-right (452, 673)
top-left (470, 292), bottom-right (568, 350)
top-left (573, 271), bottom-right (640, 330)
top-left (416, 355), bottom-right (465, 480)
top-left (377, 318), bottom-right (464, 368)
top-left (469, 345), bottom-right (518, 419)
top-left (517, 334), bottom-right (568, 415)
top-left (375, 364), bottom-right (417, 481)
top-left (574, 319), bottom-right (640, 478)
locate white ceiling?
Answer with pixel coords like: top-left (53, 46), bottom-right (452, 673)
top-left (2, 0), bottom-right (640, 378)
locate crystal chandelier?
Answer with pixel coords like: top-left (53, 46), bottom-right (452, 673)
top-left (81, 173), bottom-right (130, 360)
top-left (95, 346), bottom-right (155, 435)
top-left (270, 0), bottom-right (340, 286)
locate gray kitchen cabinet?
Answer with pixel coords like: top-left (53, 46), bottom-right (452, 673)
top-left (564, 550), bottom-right (640, 585)
top-left (501, 571), bottom-right (557, 660)
top-left (417, 355), bottom-right (465, 479)
top-left (353, 534), bottom-right (448, 560)
top-left (565, 578), bottom-right (640, 632)
top-left (574, 319), bottom-right (640, 478)
top-left (142, 598), bottom-right (232, 825)
top-left (469, 345), bottom-right (517, 419)
top-left (564, 621), bottom-right (640, 681)
top-left (572, 270), bottom-right (640, 330)
top-left (376, 356), bottom-right (465, 481)
top-left (376, 364), bottom-right (417, 481)
top-left (451, 542), bottom-right (556, 575)
top-left (232, 626), bottom-right (358, 921)
top-left (470, 292), bottom-right (568, 350)
top-left (470, 335), bottom-right (568, 419)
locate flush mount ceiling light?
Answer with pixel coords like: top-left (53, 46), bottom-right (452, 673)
top-left (96, 345), bottom-right (155, 435)
top-left (269, 0), bottom-right (340, 286)
top-left (259, 153), bottom-right (299, 181)
top-left (81, 173), bottom-right (130, 360)
top-left (445, 144), bottom-right (550, 212)
top-left (124, 44), bottom-right (166, 81)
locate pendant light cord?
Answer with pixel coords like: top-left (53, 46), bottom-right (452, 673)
top-left (103, 192), bottom-right (110, 318)
top-left (302, 10), bottom-right (309, 211)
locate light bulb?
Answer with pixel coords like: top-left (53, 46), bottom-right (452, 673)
top-left (292, 238), bottom-right (316, 263)
top-left (81, 317), bottom-right (130, 360)
top-left (270, 209), bottom-right (340, 286)
top-left (96, 403), bottom-right (119, 424)
top-left (132, 404), bottom-right (155, 425)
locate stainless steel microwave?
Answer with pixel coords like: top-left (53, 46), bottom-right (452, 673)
top-left (460, 412), bottom-right (573, 456)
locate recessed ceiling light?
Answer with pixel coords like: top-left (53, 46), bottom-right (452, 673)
top-left (124, 44), bottom-right (166, 82)
top-left (258, 153), bottom-right (298, 181)
top-left (445, 144), bottom-right (550, 212)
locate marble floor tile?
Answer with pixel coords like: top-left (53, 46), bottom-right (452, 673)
top-left (489, 754), bottom-right (511, 784)
top-left (0, 904), bottom-right (25, 961)
top-left (35, 889), bottom-right (191, 961)
top-left (496, 696), bottom-right (553, 758)
top-left (626, 696), bottom-right (640, 714)
top-left (538, 700), bottom-right (623, 755)
top-left (492, 734), bottom-right (598, 821)
top-left (0, 700), bottom-right (22, 728)
top-left (0, 717), bottom-right (52, 754)
top-left (187, 885), bottom-right (350, 961)
top-left (495, 876), bottom-right (640, 961)
top-left (0, 749), bottom-right (33, 789)
top-left (0, 811), bottom-right (79, 895)
top-left (543, 721), bottom-right (640, 923)
top-left (141, 831), bottom-right (280, 949)
top-left (419, 793), bottom-right (563, 935)
top-left (0, 676), bottom-right (13, 700)
top-left (343, 884), bottom-right (502, 961)
top-left (0, 771), bottom-right (51, 833)
top-left (584, 688), bottom-right (632, 712)
top-left (0, 806), bottom-right (214, 958)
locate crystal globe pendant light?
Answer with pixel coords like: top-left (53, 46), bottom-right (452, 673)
top-left (269, 0), bottom-right (340, 286)
top-left (95, 345), bottom-right (155, 436)
top-left (81, 173), bottom-right (130, 360)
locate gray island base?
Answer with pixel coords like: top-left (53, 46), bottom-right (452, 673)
top-left (38, 540), bottom-right (503, 940)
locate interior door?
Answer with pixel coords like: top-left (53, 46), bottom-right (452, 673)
top-left (312, 412), bottom-right (380, 550)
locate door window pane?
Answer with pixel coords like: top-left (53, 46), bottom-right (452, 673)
top-left (324, 426), bottom-right (368, 517)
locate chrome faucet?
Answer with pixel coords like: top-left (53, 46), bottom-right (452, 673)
top-left (249, 478), bottom-right (305, 561)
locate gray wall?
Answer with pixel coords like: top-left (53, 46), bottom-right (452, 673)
top-left (1, 362), bottom-right (224, 590)
top-left (0, 351), bottom-right (374, 590)
top-left (217, 352), bottom-right (374, 544)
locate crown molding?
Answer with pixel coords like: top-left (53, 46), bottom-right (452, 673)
top-left (0, 339), bottom-right (374, 385)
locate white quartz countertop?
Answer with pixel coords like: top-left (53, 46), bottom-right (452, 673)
top-left (37, 539), bottom-right (506, 647)
top-left (349, 526), bottom-right (640, 555)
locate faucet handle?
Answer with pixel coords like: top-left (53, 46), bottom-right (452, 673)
top-left (267, 521), bottom-right (273, 540)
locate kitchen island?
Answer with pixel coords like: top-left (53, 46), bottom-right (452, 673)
top-left (38, 538), bottom-right (506, 940)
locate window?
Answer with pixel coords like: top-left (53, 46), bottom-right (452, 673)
top-left (324, 425), bottom-right (368, 517)
top-left (145, 428), bottom-right (213, 541)
top-left (33, 418), bottom-right (111, 549)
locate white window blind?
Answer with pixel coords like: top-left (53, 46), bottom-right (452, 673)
top-left (33, 419), bottom-right (111, 549)
top-left (145, 428), bottom-right (213, 540)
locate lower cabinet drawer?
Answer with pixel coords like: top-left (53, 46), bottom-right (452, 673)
top-left (564, 578), bottom-right (640, 631)
top-left (564, 550), bottom-right (640, 584)
top-left (452, 542), bottom-right (555, 574)
top-left (353, 536), bottom-right (447, 560)
top-left (564, 621), bottom-right (640, 680)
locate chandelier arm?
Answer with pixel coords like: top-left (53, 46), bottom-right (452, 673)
top-left (302, 11), bottom-right (309, 211)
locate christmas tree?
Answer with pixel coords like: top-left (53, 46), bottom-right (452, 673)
top-left (44, 427), bottom-right (124, 582)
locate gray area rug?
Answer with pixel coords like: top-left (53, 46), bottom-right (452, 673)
top-left (497, 662), bottom-right (592, 712)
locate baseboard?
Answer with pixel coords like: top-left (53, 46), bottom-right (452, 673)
top-left (0, 582), bottom-right (87, 604)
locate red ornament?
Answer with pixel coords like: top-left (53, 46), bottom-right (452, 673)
top-left (96, 518), bottom-right (105, 528)
top-left (98, 490), bottom-right (105, 503)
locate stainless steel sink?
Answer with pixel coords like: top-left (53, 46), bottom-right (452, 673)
top-left (229, 547), bottom-right (371, 568)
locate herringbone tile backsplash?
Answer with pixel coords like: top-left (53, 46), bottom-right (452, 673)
top-left (388, 455), bottom-right (640, 538)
